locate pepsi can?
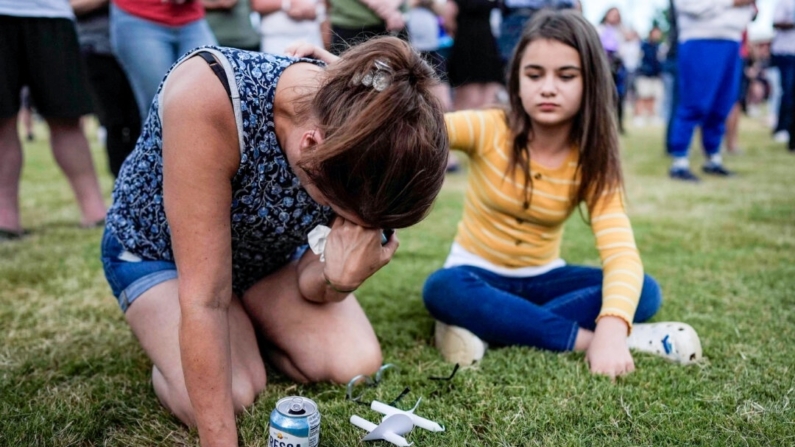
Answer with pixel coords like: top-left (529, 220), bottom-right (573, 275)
top-left (268, 396), bottom-right (320, 447)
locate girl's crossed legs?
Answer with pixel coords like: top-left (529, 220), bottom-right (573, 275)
top-left (423, 265), bottom-right (662, 352)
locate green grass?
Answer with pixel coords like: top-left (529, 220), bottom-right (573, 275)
top-left (1, 117), bottom-right (794, 446)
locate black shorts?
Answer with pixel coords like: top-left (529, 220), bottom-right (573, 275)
top-left (0, 15), bottom-right (93, 119)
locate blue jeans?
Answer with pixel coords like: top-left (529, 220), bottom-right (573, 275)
top-left (100, 228), bottom-right (177, 312)
top-left (422, 265), bottom-right (662, 352)
top-left (109, 4), bottom-right (217, 120)
top-left (668, 40), bottom-right (741, 158)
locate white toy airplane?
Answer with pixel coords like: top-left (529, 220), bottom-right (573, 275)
top-left (350, 398), bottom-right (444, 446)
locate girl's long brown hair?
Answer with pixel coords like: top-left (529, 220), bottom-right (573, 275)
top-left (505, 9), bottom-right (623, 212)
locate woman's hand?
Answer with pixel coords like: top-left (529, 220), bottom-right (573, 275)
top-left (284, 41), bottom-right (339, 64)
top-left (320, 217), bottom-right (398, 301)
top-left (585, 316), bottom-right (635, 379)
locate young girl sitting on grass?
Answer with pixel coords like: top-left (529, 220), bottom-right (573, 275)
top-left (422, 10), bottom-right (702, 378)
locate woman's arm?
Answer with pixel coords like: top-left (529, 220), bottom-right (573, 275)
top-left (161, 57), bottom-right (242, 446)
top-left (69, 0), bottom-right (107, 15)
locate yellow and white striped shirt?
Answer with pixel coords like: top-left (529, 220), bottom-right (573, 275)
top-left (446, 109), bottom-right (644, 328)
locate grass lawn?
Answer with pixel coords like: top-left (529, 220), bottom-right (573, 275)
top-left (1, 117), bottom-right (793, 446)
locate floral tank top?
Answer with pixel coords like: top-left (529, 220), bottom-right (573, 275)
top-left (106, 46), bottom-right (333, 296)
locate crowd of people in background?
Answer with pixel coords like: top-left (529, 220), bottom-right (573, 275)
top-left (2, 0), bottom-right (792, 222)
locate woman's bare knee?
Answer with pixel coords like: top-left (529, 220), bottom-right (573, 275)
top-left (309, 339), bottom-right (383, 384)
top-left (152, 366), bottom-right (196, 426)
top-left (231, 365), bottom-right (267, 412)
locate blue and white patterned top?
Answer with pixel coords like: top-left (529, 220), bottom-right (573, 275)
top-left (106, 46), bottom-right (334, 296)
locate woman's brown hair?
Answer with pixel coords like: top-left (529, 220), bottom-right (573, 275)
top-left (505, 9), bottom-right (623, 212)
top-left (299, 37), bottom-right (449, 229)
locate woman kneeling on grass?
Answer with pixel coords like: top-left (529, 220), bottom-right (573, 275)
top-left (100, 37), bottom-right (447, 445)
top-left (422, 10), bottom-right (702, 376)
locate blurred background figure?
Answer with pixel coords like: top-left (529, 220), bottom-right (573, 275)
top-left (496, 0), bottom-right (577, 64)
top-left (407, 0), bottom-right (459, 170)
top-left (253, 0), bottom-right (325, 54)
top-left (327, 0), bottom-right (407, 55)
top-left (0, 0), bottom-right (107, 240)
top-left (771, 0), bottom-right (795, 145)
top-left (407, 0), bottom-right (453, 112)
top-left (204, 0), bottom-right (260, 51)
top-left (446, 0), bottom-right (503, 110)
top-left (666, 0), bottom-right (756, 182)
top-left (72, 0), bottom-right (141, 178)
top-left (621, 28), bottom-right (641, 123)
top-left (662, 0), bottom-right (679, 154)
top-left (634, 26), bottom-right (664, 127)
top-left (598, 7), bottom-right (631, 134)
top-left (110, 0), bottom-right (217, 120)
top-left (18, 87), bottom-right (35, 142)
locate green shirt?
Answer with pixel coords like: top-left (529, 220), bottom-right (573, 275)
top-left (205, 0), bottom-right (260, 50)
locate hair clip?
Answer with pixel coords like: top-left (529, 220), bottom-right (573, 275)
top-left (352, 59), bottom-right (393, 92)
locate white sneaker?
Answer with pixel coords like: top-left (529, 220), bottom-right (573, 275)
top-left (773, 130), bottom-right (790, 143)
top-left (627, 322), bottom-right (703, 365)
top-left (434, 321), bottom-right (487, 366)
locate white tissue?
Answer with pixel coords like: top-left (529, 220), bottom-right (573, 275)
top-left (307, 224), bottom-right (331, 262)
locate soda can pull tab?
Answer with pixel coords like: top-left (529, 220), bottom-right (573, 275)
top-left (288, 397), bottom-right (306, 415)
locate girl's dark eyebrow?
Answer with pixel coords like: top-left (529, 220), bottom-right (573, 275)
top-left (523, 64), bottom-right (582, 71)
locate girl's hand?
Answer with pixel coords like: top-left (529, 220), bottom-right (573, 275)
top-left (585, 316), bottom-right (635, 379)
top-left (321, 217), bottom-right (398, 300)
top-left (283, 41), bottom-right (340, 64)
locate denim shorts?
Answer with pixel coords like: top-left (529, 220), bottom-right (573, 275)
top-left (101, 228), bottom-right (178, 312)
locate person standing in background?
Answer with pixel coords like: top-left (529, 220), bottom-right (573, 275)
top-left (446, 0), bottom-right (504, 110)
top-left (72, 0), bottom-right (141, 178)
top-left (598, 7), bottom-right (630, 134)
top-left (634, 26), bottom-right (664, 127)
top-left (0, 0), bottom-right (107, 240)
top-left (204, 0), bottom-right (260, 51)
top-left (666, 0), bottom-right (756, 182)
top-left (327, 0), bottom-right (407, 55)
top-left (771, 0), bottom-right (795, 145)
top-left (110, 0), bottom-right (217, 121)
top-left (496, 0), bottom-right (577, 64)
top-left (252, 0), bottom-right (325, 55)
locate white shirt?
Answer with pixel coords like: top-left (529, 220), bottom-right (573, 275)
top-left (0, 0), bottom-right (74, 19)
top-left (675, 0), bottom-right (755, 42)
top-left (772, 0), bottom-right (795, 56)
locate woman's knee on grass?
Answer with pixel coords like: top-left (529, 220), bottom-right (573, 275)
top-left (293, 334), bottom-right (383, 384)
top-left (231, 361), bottom-right (267, 412)
top-left (151, 360), bottom-right (267, 425)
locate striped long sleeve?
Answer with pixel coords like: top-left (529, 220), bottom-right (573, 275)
top-left (446, 109), bottom-right (644, 328)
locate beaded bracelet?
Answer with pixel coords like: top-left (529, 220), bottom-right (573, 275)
top-left (323, 272), bottom-right (357, 294)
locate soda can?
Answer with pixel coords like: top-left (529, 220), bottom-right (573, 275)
top-left (268, 396), bottom-right (320, 447)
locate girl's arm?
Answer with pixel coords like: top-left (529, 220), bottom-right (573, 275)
top-left (161, 57), bottom-right (242, 446)
top-left (585, 190), bottom-right (645, 378)
top-left (444, 109), bottom-right (501, 156)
